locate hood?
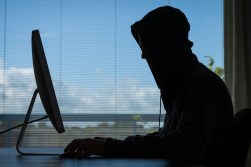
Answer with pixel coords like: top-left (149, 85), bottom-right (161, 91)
top-left (131, 6), bottom-right (199, 110)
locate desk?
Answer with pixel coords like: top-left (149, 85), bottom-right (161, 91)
top-left (0, 147), bottom-right (206, 167)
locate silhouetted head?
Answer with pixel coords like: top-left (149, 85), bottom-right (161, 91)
top-left (131, 6), bottom-right (199, 109)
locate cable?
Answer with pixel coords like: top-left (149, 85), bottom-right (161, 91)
top-left (158, 94), bottom-right (162, 131)
top-left (0, 115), bottom-right (48, 134)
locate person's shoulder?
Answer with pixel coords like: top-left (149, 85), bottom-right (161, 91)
top-left (181, 63), bottom-right (226, 93)
top-left (187, 63), bottom-right (224, 84)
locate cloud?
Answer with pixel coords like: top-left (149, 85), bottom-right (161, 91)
top-left (0, 63), bottom-right (36, 114)
top-left (59, 82), bottom-right (160, 114)
top-left (0, 60), bottom-right (161, 115)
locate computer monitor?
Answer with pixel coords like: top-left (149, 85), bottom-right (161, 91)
top-left (16, 30), bottom-right (65, 155)
top-left (32, 30), bottom-right (65, 133)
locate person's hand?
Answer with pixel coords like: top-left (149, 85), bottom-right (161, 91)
top-left (62, 137), bottom-right (107, 159)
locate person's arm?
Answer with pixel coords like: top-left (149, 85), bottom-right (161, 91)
top-left (104, 80), bottom-right (219, 162)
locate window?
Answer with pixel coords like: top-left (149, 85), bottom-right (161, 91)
top-left (0, 0), bottom-right (223, 147)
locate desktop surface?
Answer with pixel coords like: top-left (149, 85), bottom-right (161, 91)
top-left (0, 147), bottom-right (207, 167)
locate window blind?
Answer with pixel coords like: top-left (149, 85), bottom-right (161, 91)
top-left (0, 0), bottom-right (223, 147)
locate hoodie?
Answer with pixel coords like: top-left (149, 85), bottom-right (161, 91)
top-left (104, 6), bottom-right (234, 166)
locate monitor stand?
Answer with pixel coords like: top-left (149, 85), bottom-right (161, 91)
top-left (16, 88), bottom-right (58, 156)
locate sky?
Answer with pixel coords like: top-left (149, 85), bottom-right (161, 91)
top-left (0, 0), bottom-right (223, 115)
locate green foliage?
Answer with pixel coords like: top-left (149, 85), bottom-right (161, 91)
top-left (132, 114), bottom-right (142, 121)
top-left (205, 56), bottom-right (225, 80)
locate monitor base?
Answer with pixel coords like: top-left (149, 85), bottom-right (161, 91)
top-left (16, 88), bottom-right (58, 156)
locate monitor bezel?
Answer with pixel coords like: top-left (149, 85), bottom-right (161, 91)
top-left (32, 29), bottom-right (65, 134)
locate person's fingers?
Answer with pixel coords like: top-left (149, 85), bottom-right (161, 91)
top-left (76, 143), bottom-right (88, 155)
top-left (64, 139), bottom-right (84, 153)
top-left (64, 138), bottom-right (94, 158)
top-left (64, 141), bottom-right (73, 153)
top-left (63, 138), bottom-right (105, 158)
top-left (75, 150), bottom-right (91, 159)
top-left (76, 139), bottom-right (99, 158)
top-left (73, 140), bottom-right (93, 159)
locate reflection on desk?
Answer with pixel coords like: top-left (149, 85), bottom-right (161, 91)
top-left (0, 147), bottom-right (207, 167)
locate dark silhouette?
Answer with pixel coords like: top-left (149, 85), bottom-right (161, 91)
top-left (63, 6), bottom-right (234, 166)
top-left (229, 108), bottom-right (251, 167)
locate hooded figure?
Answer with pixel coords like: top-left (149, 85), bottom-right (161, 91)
top-left (63, 6), bottom-right (234, 166)
top-left (131, 5), bottom-right (198, 111)
top-left (104, 6), bottom-right (234, 166)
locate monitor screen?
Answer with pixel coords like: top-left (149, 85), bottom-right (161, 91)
top-left (32, 30), bottom-right (65, 133)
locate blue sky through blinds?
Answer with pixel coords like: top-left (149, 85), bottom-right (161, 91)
top-left (0, 0), bottom-right (223, 114)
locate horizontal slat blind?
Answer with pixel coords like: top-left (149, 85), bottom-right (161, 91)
top-left (0, 0), bottom-right (223, 147)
